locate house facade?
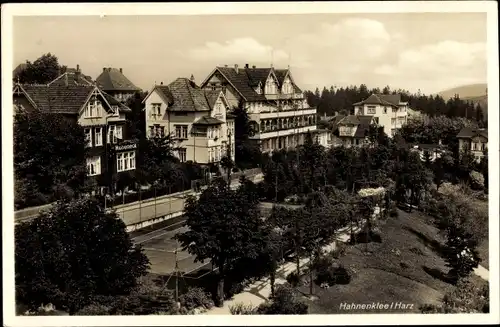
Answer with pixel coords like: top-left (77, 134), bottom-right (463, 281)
top-left (95, 67), bottom-right (141, 103)
top-left (13, 76), bottom-right (137, 192)
top-left (408, 143), bottom-right (449, 162)
top-left (330, 115), bottom-right (378, 147)
top-left (200, 64), bottom-right (317, 153)
top-left (353, 94), bottom-right (408, 137)
top-left (457, 127), bottom-right (488, 162)
top-left (143, 77), bottom-right (235, 165)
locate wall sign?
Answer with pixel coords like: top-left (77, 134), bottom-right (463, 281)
top-left (115, 143), bottom-right (137, 151)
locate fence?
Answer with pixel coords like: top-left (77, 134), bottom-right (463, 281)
top-left (15, 168), bottom-right (263, 224)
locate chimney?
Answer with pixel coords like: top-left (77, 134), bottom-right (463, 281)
top-left (75, 64), bottom-right (81, 83)
top-left (160, 81), bottom-right (163, 85)
top-left (252, 65), bottom-right (256, 69)
top-left (234, 64), bottom-right (239, 74)
top-left (119, 68), bottom-right (123, 73)
top-left (190, 74), bottom-right (196, 83)
top-left (245, 64), bottom-right (249, 68)
top-left (224, 64), bottom-right (228, 67)
top-left (103, 67), bottom-right (106, 72)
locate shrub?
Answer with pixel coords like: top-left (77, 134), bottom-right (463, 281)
top-left (389, 208), bottom-right (399, 218)
top-left (179, 287), bottom-right (214, 311)
top-left (286, 271), bottom-right (300, 287)
top-left (330, 243), bottom-right (347, 259)
top-left (314, 259), bottom-right (351, 286)
top-left (256, 285), bottom-right (308, 314)
top-left (230, 302), bottom-right (257, 315)
top-left (400, 261), bottom-right (410, 269)
top-left (75, 304), bottom-right (111, 315)
top-left (226, 282), bottom-right (246, 300)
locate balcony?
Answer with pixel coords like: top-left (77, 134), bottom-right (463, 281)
top-left (259, 108), bottom-right (316, 119)
top-left (264, 92), bottom-right (304, 101)
top-left (250, 124), bottom-right (317, 139)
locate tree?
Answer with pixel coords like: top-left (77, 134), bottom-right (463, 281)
top-left (15, 198), bottom-right (150, 314)
top-left (479, 155), bottom-right (488, 192)
top-left (175, 178), bottom-right (266, 306)
top-left (420, 278), bottom-right (489, 313)
top-left (14, 111), bottom-right (88, 209)
top-left (434, 193), bottom-right (487, 282)
top-left (137, 134), bottom-right (180, 187)
top-left (233, 100), bottom-right (261, 169)
top-left (125, 91), bottom-right (148, 139)
top-left (298, 132), bottom-right (326, 193)
top-left (14, 53), bottom-right (64, 84)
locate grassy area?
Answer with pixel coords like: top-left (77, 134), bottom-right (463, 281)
top-left (299, 209), bottom-right (489, 314)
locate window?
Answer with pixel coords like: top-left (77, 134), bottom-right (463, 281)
top-left (107, 125), bottom-right (123, 144)
top-left (117, 151), bottom-right (135, 172)
top-left (383, 107), bottom-right (388, 114)
top-left (94, 127), bottom-right (103, 146)
top-left (175, 125), bottom-right (188, 139)
top-left (151, 103), bottom-right (161, 117)
top-left (367, 106), bottom-right (376, 115)
top-left (84, 98), bottom-right (102, 118)
top-left (391, 118), bottom-right (396, 125)
top-left (178, 148), bottom-right (187, 162)
top-left (84, 128), bottom-right (92, 147)
top-left (156, 125), bottom-right (165, 137)
top-left (149, 126), bottom-right (155, 138)
top-left (87, 156), bottom-right (101, 176)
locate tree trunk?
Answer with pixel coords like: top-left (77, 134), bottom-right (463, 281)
top-left (270, 264), bottom-right (276, 297)
top-left (215, 263), bottom-right (225, 307)
top-left (295, 244), bottom-right (301, 276)
top-left (309, 253), bottom-right (314, 295)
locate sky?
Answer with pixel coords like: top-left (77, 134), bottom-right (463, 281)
top-left (13, 13), bottom-right (487, 94)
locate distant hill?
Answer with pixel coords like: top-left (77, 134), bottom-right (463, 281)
top-left (437, 83), bottom-right (487, 100)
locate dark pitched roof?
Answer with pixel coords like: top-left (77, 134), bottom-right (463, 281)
top-left (95, 68), bottom-right (141, 92)
top-left (210, 66), bottom-right (302, 102)
top-left (16, 83), bottom-right (130, 114)
top-left (153, 78), bottom-right (221, 112)
top-left (216, 66), bottom-right (267, 102)
top-left (204, 90), bottom-right (221, 109)
top-left (457, 127), bottom-right (488, 139)
top-left (101, 92), bottom-right (132, 113)
top-left (19, 84), bottom-right (95, 114)
top-left (337, 115), bottom-right (375, 138)
top-left (353, 94), bottom-right (399, 107)
top-left (48, 71), bottom-right (94, 87)
top-left (193, 116), bottom-right (224, 126)
top-left (379, 94), bottom-right (401, 106)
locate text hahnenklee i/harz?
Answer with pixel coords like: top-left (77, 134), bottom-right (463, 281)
top-left (339, 302), bottom-right (415, 310)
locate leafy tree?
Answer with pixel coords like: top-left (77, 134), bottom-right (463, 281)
top-left (175, 178), bottom-right (266, 306)
top-left (15, 198), bottom-right (150, 314)
top-left (479, 155), bottom-right (488, 192)
top-left (14, 53), bottom-right (64, 84)
top-left (14, 111), bottom-right (88, 209)
top-left (233, 100), bottom-right (261, 169)
top-left (298, 132), bottom-right (327, 192)
top-left (125, 91), bottom-right (148, 139)
top-left (434, 193), bottom-right (487, 282)
top-left (420, 278), bottom-right (489, 313)
top-left (137, 134), bottom-right (180, 187)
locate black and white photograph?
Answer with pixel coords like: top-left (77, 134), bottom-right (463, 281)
top-left (2, 1), bottom-right (499, 325)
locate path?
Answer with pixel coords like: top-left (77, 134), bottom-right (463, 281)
top-left (203, 212), bottom-right (490, 315)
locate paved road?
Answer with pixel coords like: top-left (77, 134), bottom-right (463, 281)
top-left (116, 174), bottom-right (263, 226)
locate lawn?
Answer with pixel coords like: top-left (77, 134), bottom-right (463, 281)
top-left (299, 209), bottom-right (489, 314)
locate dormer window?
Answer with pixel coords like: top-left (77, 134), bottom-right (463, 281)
top-left (84, 98), bottom-right (102, 118)
top-left (111, 105), bottom-right (119, 116)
